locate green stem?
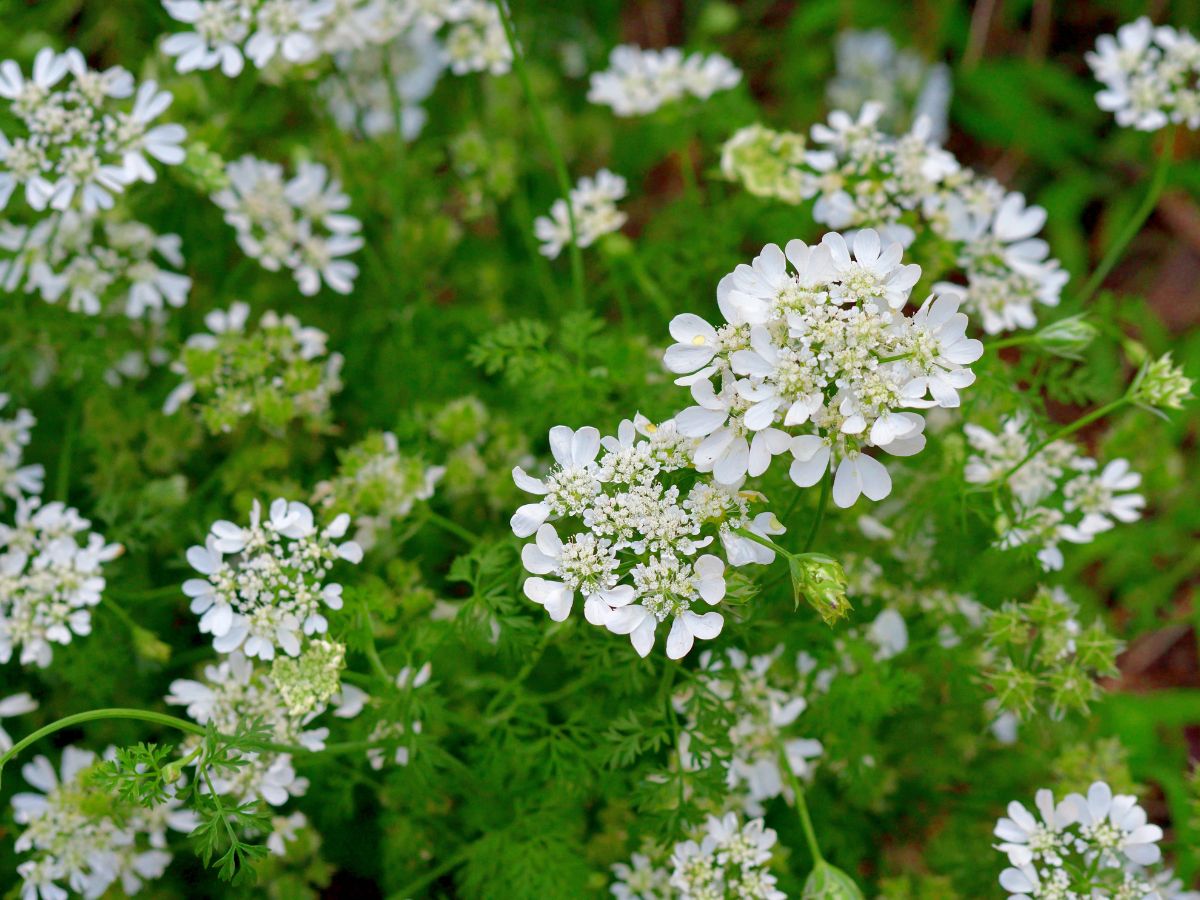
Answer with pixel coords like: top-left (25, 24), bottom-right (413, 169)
top-left (493, 0), bottom-right (586, 312)
top-left (779, 745), bottom-right (824, 864)
top-left (1075, 127), bottom-right (1175, 306)
top-left (986, 334), bottom-right (1034, 352)
top-left (0, 708), bottom-right (205, 773)
top-left (1000, 397), bottom-right (1129, 483)
top-left (425, 509), bottom-right (479, 544)
top-left (731, 526), bottom-right (793, 559)
top-left (803, 469), bottom-right (832, 553)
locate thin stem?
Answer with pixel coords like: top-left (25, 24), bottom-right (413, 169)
top-left (779, 745), bottom-right (823, 864)
top-left (360, 607), bottom-right (391, 683)
top-left (803, 469), bottom-right (832, 553)
top-left (493, 0), bottom-right (586, 311)
top-left (1075, 127), bottom-right (1175, 306)
top-left (1000, 397), bottom-right (1130, 483)
top-left (0, 708), bottom-right (205, 772)
top-left (985, 334), bottom-right (1034, 352)
top-left (424, 509), bottom-right (479, 544)
top-left (731, 526), bottom-right (792, 559)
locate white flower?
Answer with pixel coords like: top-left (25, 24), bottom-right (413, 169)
top-left (514, 417), bottom-right (778, 658)
top-left (321, 27), bottom-right (445, 139)
top-left (1087, 18), bottom-right (1200, 131)
top-left (0, 396), bottom-right (44, 505)
top-left (993, 788), bottom-right (1076, 866)
top-left (668, 813), bottom-right (784, 900)
top-left (723, 110), bottom-right (1066, 332)
top-left (510, 425), bottom-right (603, 537)
top-left (1068, 781), bottom-right (1164, 867)
top-left (441, 0), bottom-right (512, 76)
top-left (610, 850), bottom-right (671, 899)
top-left (213, 156), bottom-right (362, 296)
top-left (167, 651), bottom-right (329, 804)
top-left (965, 418), bottom-right (1144, 569)
top-left (13, 745), bottom-right (192, 899)
top-left (4, 212), bottom-right (192, 318)
top-left (0, 48), bottom-right (184, 214)
top-left (534, 169), bottom-right (627, 259)
top-left (669, 231), bottom-right (975, 505)
top-left (0, 497), bottom-right (121, 668)
top-left (184, 499), bottom-right (362, 660)
top-left (587, 45), bottom-right (740, 116)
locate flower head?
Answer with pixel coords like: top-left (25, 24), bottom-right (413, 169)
top-left (184, 498), bottom-right (362, 660)
top-left (0, 48), bottom-right (184, 214)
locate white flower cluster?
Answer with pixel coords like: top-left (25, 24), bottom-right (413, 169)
top-left (162, 0), bottom-right (332, 74)
top-left (511, 417), bottom-right (783, 659)
top-left (826, 28), bottom-right (952, 143)
top-left (0, 212), bottom-right (191, 318)
top-left (666, 229), bottom-right (982, 507)
top-left (163, 301), bottom-right (344, 432)
top-left (321, 27), bottom-right (445, 139)
top-left (612, 813), bottom-right (784, 900)
top-left (680, 647), bottom-right (823, 816)
top-left (587, 45), bottom-right (741, 117)
top-left (994, 782), bottom-right (1185, 899)
top-left (184, 498), bottom-right (363, 660)
top-left (965, 418), bottom-right (1144, 571)
top-left (721, 107), bottom-right (1069, 333)
top-left (0, 48), bottom-right (185, 215)
top-left (163, 0), bottom-right (510, 77)
top-left (0, 496), bottom-right (121, 668)
top-left (534, 169), bottom-right (627, 259)
top-left (167, 651), bottom-right (330, 805)
top-left (313, 431), bottom-right (444, 549)
top-left (12, 746), bottom-right (195, 899)
top-left (1087, 18), bottom-right (1200, 131)
top-left (213, 156), bottom-right (363, 295)
top-left (0, 395), bottom-right (44, 505)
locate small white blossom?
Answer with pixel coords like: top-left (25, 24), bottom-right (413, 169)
top-left (1, 212), bottom-right (191, 318)
top-left (668, 812), bottom-right (785, 900)
top-left (0, 496), bottom-right (122, 668)
top-left (667, 230), bottom-right (980, 504)
top-left (534, 169), bottom-right (628, 259)
top-left (513, 417), bottom-right (779, 659)
top-left (13, 746), bottom-right (193, 899)
top-left (167, 651), bottom-right (328, 804)
top-left (0, 48), bottom-right (185, 215)
top-left (1087, 18), bottom-right (1200, 131)
top-left (184, 498), bottom-right (363, 660)
top-left (0, 395), bottom-right (44, 505)
top-left (587, 45), bottom-right (740, 117)
top-left (965, 418), bottom-right (1144, 570)
top-left (213, 155), bottom-right (363, 295)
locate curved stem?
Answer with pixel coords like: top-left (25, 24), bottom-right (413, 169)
top-left (424, 509), bottom-right (479, 545)
top-left (493, 0), bottom-right (586, 312)
top-left (1000, 397), bottom-right (1129, 483)
top-left (803, 469), bottom-right (832, 553)
top-left (1075, 127), bottom-right (1175, 306)
top-left (779, 745), bottom-right (823, 864)
top-left (0, 709), bottom-right (205, 772)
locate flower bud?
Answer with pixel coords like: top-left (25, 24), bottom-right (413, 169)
top-left (790, 553), bottom-right (851, 625)
top-left (130, 625), bottom-right (172, 665)
top-left (1131, 352), bottom-right (1193, 411)
top-left (161, 762), bottom-right (184, 785)
top-left (803, 860), bottom-right (865, 899)
top-left (1033, 314), bottom-right (1099, 360)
